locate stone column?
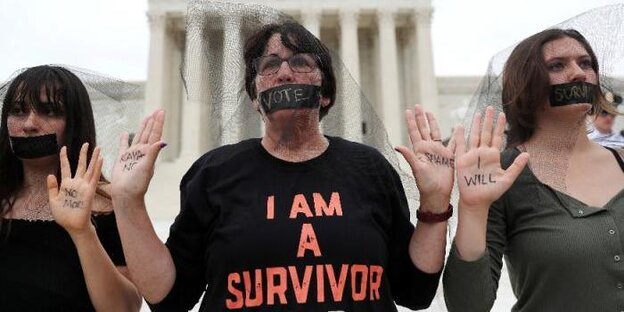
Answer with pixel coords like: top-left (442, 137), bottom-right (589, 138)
top-left (162, 31), bottom-right (185, 161)
top-left (412, 8), bottom-right (440, 117)
top-left (377, 8), bottom-right (403, 146)
top-left (146, 12), bottom-right (181, 161)
top-left (339, 8), bottom-right (362, 142)
top-left (220, 16), bottom-right (243, 145)
top-left (179, 16), bottom-right (212, 160)
top-left (145, 12), bottom-right (169, 116)
top-left (302, 8), bottom-right (321, 38)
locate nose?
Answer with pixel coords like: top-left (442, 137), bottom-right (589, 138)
top-left (275, 60), bottom-right (295, 83)
top-left (569, 63), bottom-right (587, 82)
top-left (23, 111), bottom-right (41, 133)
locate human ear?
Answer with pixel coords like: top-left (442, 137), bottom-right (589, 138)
top-left (320, 97), bottom-right (330, 108)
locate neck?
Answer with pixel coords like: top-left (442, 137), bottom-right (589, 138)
top-left (526, 108), bottom-right (593, 154)
top-left (21, 159), bottom-right (58, 191)
top-left (5, 158), bottom-right (58, 220)
top-left (261, 111), bottom-right (328, 161)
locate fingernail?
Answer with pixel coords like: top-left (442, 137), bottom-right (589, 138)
top-left (160, 142), bottom-right (168, 149)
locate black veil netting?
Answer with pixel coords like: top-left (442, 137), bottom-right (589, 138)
top-left (0, 65), bottom-right (143, 177)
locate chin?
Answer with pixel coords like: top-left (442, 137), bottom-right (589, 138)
top-left (265, 108), bottom-right (319, 122)
top-left (19, 154), bottom-right (59, 166)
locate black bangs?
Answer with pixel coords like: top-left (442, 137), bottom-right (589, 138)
top-left (9, 68), bottom-right (66, 116)
top-left (278, 24), bottom-right (329, 61)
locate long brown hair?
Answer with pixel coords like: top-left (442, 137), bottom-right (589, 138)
top-left (502, 28), bottom-right (610, 147)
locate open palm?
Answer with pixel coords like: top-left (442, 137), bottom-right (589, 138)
top-left (48, 144), bottom-right (103, 235)
top-left (111, 109), bottom-right (165, 202)
top-left (396, 105), bottom-right (455, 211)
top-left (455, 107), bottom-right (529, 210)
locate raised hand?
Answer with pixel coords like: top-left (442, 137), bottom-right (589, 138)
top-left (455, 106), bottom-right (529, 210)
top-left (396, 104), bottom-right (455, 212)
top-left (48, 143), bottom-right (103, 235)
top-left (111, 109), bottom-right (165, 203)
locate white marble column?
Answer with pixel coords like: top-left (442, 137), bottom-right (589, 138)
top-left (412, 8), bottom-right (440, 118)
top-left (163, 31), bottom-right (184, 161)
top-left (220, 16), bottom-right (243, 145)
top-left (302, 8), bottom-right (321, 38)
top-left (146, 12), bottom-right (181, 161)
top-left (339, 8), bottom-right (362, 142)
top-left (145, 12), bottom-right (169, 116)
top-left (377, 9), bottom-right (403, 146)
top-left (180, 18), bottom-right (212, 160)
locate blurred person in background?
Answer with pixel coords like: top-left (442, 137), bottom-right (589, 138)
top-left (588, 92), bottom-right (624, 148)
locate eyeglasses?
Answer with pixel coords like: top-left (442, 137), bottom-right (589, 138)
top-left (253, 53), bottom-right (319, 76)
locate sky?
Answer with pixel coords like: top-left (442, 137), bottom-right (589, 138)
top-left (0, 0), bottom-right (623, 80)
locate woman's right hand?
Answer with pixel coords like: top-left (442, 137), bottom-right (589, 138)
top-left (396, 104), bottom-right (456, 213)
top-left (48, 144), bottom-right (103, 236)
top-left (111, 109), bottom-right (166, 205)
top-left (455, 106), bottom-right (529, 212)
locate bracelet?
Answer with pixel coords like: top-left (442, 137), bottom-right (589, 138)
top-left (416, 203), bottom-right (453, 223)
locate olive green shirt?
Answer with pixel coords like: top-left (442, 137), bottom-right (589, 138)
top-left (443, 148), bottom-right (624, 312)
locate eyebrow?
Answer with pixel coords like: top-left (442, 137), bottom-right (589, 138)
top-left (544, 54), bottom-right (591, 62)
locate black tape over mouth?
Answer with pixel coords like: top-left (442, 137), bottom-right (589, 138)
top-left (10, 134), bottom-right (59, 159)
top-left (259, 84), bottom-right (321, 114)
top-left (549, 81), bottom-right (596, 107)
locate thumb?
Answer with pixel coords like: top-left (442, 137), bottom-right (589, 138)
top-left (504, 152), bottom-right (529, 183)
top-left (395, 146), bottom-right (419, 173)
top-left (47, 175), bottom-right (59, 200)
top-left (145, 141), bottom-right (166, 167)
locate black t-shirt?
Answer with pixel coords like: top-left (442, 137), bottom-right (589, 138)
top-left (0, 213), bottom-right (126, 312)
top-left (153, 137), bottom-right (440, 311)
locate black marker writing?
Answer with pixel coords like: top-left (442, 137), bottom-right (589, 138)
top-left (63, 199), bottom-right (83, 209)
top-left (120, 150), bottom-right (146, 162)
top-left (62, 188), bottom-right (82, 209)
top-left (120, 150), bottom-right (146, 172)
top-left (424, 152), bottom-right (455, 169)
top-left (64, 188), bottom-right (77, 198)
top-left (123, 162), bottom-right (137, 171)
top-left (464, 174), bottom-right (497, 186)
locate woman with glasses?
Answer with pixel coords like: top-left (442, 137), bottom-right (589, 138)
top-left (111, 18), bottom-right (450, 311)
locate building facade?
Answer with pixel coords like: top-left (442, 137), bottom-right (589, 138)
top-left (143, 0), bottom-right (478, 219)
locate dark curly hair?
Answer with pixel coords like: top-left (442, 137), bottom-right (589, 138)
top-left (243, 21), bottom-right (336, 120)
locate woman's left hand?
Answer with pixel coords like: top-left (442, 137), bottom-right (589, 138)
top-left (396, 104), bottom-right (455, 212)
top-left (48, 143), bottom-right (103, 236)
top-left (110, 109), bottom-right (165, 205)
